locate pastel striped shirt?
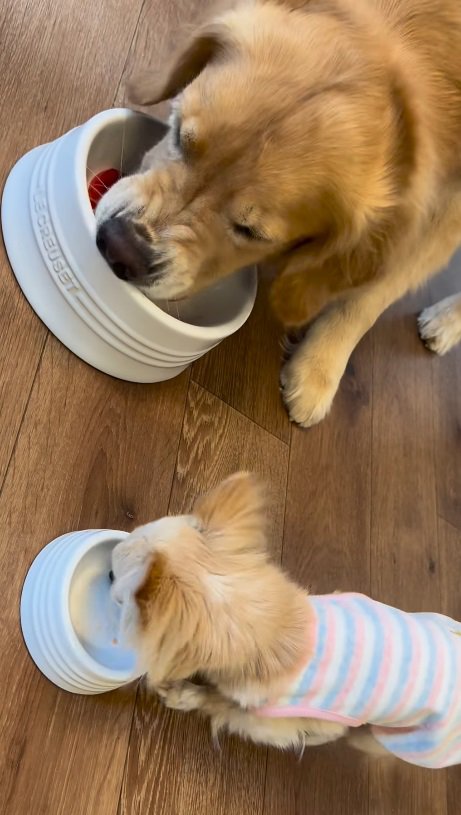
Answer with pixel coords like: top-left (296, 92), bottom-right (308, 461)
top-left (254, 593), bottom-right (461, 768)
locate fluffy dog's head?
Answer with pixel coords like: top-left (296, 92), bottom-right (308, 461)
top-left (111, 473), bottom-right (307, 689)
top-left (96, 0), bottom-right (404, 302)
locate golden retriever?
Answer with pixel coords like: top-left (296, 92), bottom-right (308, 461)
top-left (111, 473), bottom-right (461, 767)
top-left (96, 0), bottom-right (461, 426)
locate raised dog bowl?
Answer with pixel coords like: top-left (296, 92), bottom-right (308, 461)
top-left (20, 529), bottom-right (141, 694)
top-left (1, 109), bottom-right (258, 382)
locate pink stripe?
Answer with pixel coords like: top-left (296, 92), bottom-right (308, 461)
top-left (377, 629), bottom-right (461, 768)
top-left (384, 615), bottom-right (422, 723)
top-left (412, 653), bottom-right (461, 755)
top-left (328, 608), bottom-right (365, 712)
top-left (426, 621), bottom-right (446, 709)
top-left (405, 629), bottom-right (461, 737)
top-left (360, 603), bottom-right (395, 721)
top-left (298, 602), bottom-right (336, 707)
top-left (255, 705), bottom-right (361, 726)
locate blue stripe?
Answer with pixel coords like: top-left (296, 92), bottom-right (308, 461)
top-left (321, 601), bottom-right (355, 709)
top-left (378, 618), bottom-right (458, 762)
top-left (381, 726), bottom-right (440, 756)
top-left (411, 618), bottom-right (437, 714)
top-left (375, 605), bottom-right (413, 721)
top-left (296, 599), bottom-right (327, 698)
top-left (349, 597), bottom-right (384, 719)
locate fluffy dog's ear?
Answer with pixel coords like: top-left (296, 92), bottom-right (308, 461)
top-left (127, 22), bottom-right (232, 105)
top-left (193, 472), bottom-right (267, 553)
top-left (111, 537), bottom-right (155, 606)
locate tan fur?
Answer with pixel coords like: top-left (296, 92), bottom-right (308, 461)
top-left (111, 473), bottom-right (382, 753)
top-left (98, 0), bottom-right (461, 425)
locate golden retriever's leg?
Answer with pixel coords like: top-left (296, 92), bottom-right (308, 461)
top-left (158, 681), bottom-right (347, 749)
top-left (280, 279), bottom-right (400, 427)
top-left (418, 293), bottom-right (461, 355)
top-left (281, 192), bottom-right (461, 426)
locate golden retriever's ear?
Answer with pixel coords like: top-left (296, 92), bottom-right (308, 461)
top-left (127, 22), bottom-right (232, 105)
top-left (194, 472), bottom-right (267, 552)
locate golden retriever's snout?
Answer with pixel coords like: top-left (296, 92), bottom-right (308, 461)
top-left (96, 217), bottom-right (164, 284)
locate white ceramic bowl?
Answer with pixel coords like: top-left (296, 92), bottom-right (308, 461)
top-left (20, 529), bottom-right (141, 694)
top-left (1, 109), bottom-right (257, 382)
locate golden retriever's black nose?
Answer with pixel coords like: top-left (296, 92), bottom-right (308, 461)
top-left (96, 218), bottom-right (153, 282)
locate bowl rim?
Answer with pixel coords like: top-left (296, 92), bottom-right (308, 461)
top-left (57, 528), bottom-right (139, 683)
top-left (72, 108), bottom-right (258, 342)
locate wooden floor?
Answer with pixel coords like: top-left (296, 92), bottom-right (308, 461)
top-left (0, 1), bottom-right (460, 813)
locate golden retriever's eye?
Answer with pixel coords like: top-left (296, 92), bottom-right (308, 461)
top-left (232, 222), bottom-right (264, 241)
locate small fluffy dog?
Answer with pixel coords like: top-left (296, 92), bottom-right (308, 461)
top-left (96, 0), bottom-right (461, 427)
top-left (111, 473), bottom-right (461, 769)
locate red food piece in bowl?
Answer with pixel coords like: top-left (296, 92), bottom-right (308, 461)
top-left (88, 168), bottom-right (121, 210)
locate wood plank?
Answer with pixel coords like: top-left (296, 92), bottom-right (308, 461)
top-left (120, 689), bottom-right (268, 815)
top-left (439, 516), bottom-right (461, 815)
top-left (170, 381), bottom-right (289, 557)
top-left (192, 281), bottom-right (291, 443)
top-left (265, 745), bottom-right (369, 815)
top-left (368, 290), bottom-right (446, 815)
top-left (0, 0), bottom-right (145, 487)
top-left (280, 337), bottom-right (373, 593)
top-left (0, 336), bottom-right (189, 815)
top-left (119, 382), bottom-right (289, 814)
top-left (428, 256), bottom-right (461, 532)
top-left (264, 334), bottom-right (373, 815)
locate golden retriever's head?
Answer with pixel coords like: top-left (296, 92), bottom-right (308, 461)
top-left (96, 0), bottom-right (398, 300)
top-left (111, 472), bottom-right (308, 689)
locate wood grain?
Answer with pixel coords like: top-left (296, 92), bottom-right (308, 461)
top-left (429, 256), bottom-right (461, 532)
top-left (368, 290), bottom-right (447, 815)
top-left (0, 0), bottom-right (145, 488)
top-left (193, 281), bottom-right (291, 442)
top-left (170, 381), bottom-right (289, 558)
top-left (119, 382), bottom-right (288, 814)
top-left (264, 334), bottom-right (373, 815)
top-left (0, 338), bottom-right (189, 815)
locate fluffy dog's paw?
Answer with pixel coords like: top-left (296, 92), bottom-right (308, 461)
top-left (418, 296), bottom-right (461, 355)
top-left (280, 346), bottom-right (339, 428)
top-left (157, 681), bottom-right (207, 712)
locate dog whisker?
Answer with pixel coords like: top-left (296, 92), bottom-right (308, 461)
top-left (86, 166), bottom-right (113, 193)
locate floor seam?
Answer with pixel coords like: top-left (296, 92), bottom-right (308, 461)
top-left (166, 369), bottom-right (192, 513)
top-left (0, 332), bottom-right (48, 501)
top-left (111, 0), bottom-right (148, 107)
top-left (190, 377), bottom-right (290, 447)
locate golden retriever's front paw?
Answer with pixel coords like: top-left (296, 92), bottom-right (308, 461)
top-left (280, 349), bottom-right (339, 428)
top-left (157, 681), bottom-right (207, 712)
top-left (418, 295), bottom-right (461, 355)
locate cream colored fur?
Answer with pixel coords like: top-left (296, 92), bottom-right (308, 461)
top-left (111, 473), bottom-right (384, 754)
